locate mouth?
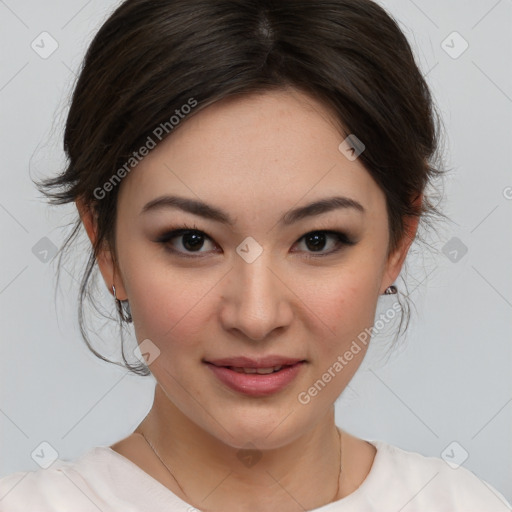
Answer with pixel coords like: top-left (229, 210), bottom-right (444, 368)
top-left (203, 357), bottom-right (306, 397)
top-left (227, 364), bottom-right (292, 374)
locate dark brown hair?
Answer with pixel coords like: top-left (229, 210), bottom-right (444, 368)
top-left (38, 0), bottom-right (446, 376)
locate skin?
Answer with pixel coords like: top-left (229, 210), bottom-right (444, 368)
top-left (78, 87), bottom-right (420, 512)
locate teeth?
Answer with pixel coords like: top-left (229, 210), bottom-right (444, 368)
top-left (231, 365), bottom-right (284, 374)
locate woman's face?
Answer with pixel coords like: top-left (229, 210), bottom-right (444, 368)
top-left (98, 89), bottom-right (412, 449)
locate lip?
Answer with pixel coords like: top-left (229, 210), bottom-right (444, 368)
top-left (204, 357), bottom-right (306, 397)
top-left (206, 356), bottom-right (304, 368)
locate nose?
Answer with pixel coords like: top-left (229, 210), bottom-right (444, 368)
top-left (219, 254), bottom-right (294, 342)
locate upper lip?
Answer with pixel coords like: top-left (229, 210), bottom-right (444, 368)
top-left (205, 356), bottom-right (305, 368)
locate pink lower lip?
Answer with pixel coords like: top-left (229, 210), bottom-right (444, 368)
top-left (205, 362), bottom-right (304, 397)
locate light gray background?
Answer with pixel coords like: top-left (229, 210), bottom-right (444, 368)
top-left (1, 0), bottom-right (511, 503)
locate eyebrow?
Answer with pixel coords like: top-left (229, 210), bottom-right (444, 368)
top-left (140, 194), bottom-right (365, 226)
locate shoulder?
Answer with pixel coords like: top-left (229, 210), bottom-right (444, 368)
top-left (0, 467), bottom-right (64, 511)
top-left (366, 440), bottom-right (511, 511)
top-left (0, 448), bottom-right (111, 511)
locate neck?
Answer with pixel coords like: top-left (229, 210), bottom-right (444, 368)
top-left (135, 384), bottom-right (343, 512)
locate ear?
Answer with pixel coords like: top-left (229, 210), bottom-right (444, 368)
top-left (379, 193), bottom-right (422, 294)
top-left (75, 198), bottom-right (128, 300)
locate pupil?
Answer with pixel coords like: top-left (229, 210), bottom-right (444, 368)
top-left (183, 233), bottom-right (204, 251)
top-left (306, 233), bottom-right (326, 251)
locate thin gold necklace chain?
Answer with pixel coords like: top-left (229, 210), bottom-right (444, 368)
top-left (140, 427), bottom-right (343, 503)
top-left (140, 431), bottom-right (187, 497)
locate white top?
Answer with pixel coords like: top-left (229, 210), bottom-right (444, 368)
top-left (0, 440), bottom-right (510, 511)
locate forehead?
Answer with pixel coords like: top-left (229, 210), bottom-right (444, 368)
top-left (117, 89), bottom-right (385, 223)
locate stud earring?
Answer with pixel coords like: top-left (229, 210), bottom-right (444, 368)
top-left (383, 285), bottom-right (397, 295)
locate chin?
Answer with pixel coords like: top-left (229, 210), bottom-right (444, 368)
top-left (198, 404), bottom-right (321, 451)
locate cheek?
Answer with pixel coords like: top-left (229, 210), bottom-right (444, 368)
top-left (299, 270), bottom-right (381, 402)
top-left (307, 261), bottom-right (383, 345)
top-left (125, 260), bottom-right (219, 354)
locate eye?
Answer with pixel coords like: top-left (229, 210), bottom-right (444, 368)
top-left (155, 225), bottom-right (356, 258)
top-left (292, 230), bottom-right (356, 257)
top-left (155, 224), bottom-right (218, 257)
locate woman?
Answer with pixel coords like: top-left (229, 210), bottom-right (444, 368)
top-left (0, 0), bottom-right (509, 510)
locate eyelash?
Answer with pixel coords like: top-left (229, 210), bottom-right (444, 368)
top-left (155, 222), bottom-right (357, 259)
